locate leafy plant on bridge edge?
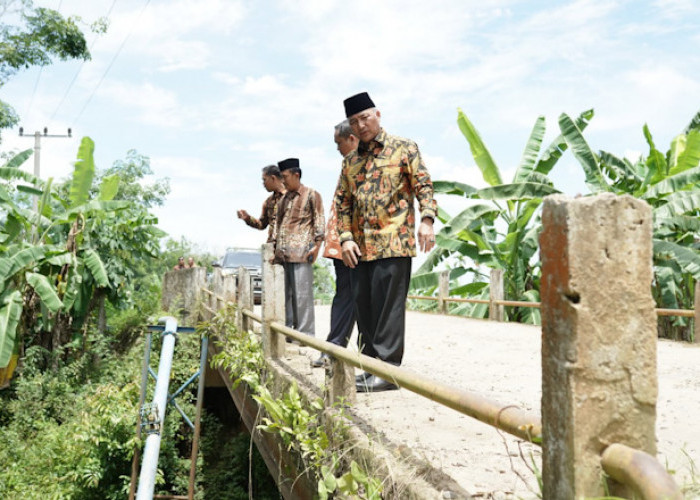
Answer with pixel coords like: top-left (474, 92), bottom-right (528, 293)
top-left (208, 304), bottom-right (383, 500)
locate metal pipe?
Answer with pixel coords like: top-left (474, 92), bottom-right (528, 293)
top-left (493, 300), bottom-right (541, 308)
top-left (655, 308), bottom-right (694, 318)
top-left (270, 321), bottom-right (541, 442)
top-left (129, 332), bottom-right (152, 500)
top-left (187, 335), bottom-right (208, 499)
top-left (241, 308), bottom-right (262, 323)
top-left (601, 443), bottom-right (682, 500)
top-left (136, 317), bottom-right (179, 500)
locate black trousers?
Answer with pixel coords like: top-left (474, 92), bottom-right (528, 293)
top-left (326, 259), bottom-right (356, 347)
top-left (352, 257), bottom-right (411, 366)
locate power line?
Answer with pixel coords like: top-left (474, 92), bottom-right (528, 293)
top-left (49, 0), bottom-right (119, 123)
top-left (72, 0), bottom-right (152, 126)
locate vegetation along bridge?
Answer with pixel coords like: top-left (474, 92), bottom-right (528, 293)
top-left (143, 194), bottom-right (697, 499)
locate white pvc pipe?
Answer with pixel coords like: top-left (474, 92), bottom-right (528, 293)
top-left (136, 317), bottom-right (178, 500)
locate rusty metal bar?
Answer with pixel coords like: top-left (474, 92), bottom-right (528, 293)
top-left (406, 294), bottom-right (436, 301)
top-left (655, 308), bottom-right (694, 318)
top-left (269, 321), bottom-right (541, 442)
top-left (409, 291), bottom-right (695, 318)
top-left (241, 308), bottom-right (262, 324)
top-left (601, 443), bottom-right (682, 500)
top-left (447, 297), bottom-right (491, 304)
top-left (494, 299), bottom-right (541, 308)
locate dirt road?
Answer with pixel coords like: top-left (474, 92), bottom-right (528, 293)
top-left (282, 306), bottom-right (700, 498)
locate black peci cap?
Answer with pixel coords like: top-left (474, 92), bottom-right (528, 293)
top-left (344, 92), bottom-right (375, 118)
top-left (278, 158), bottom-right (300, 171)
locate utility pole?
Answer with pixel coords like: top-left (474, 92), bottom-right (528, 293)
top-left (18, 126), bottom-right (72, 210)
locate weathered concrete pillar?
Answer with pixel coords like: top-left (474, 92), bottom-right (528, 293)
top-left (161, 267), bottom-right (206, 326)
top-left (262, 244), bottom-right (286, 358)
top-left (237, 267), bottom-right (252, 332)
top-left (695, 281), bottom-right (699, 344)
top-left (438, 270), bottom-right (449, 315)
top-left (539, 194), bottom-right (657, 499)
top-left (221, 274), bottom-right (237, 305)
top-left (489, 268), bottom-right (504, 322)
top-left (325, 357), bottom-right (356, 407)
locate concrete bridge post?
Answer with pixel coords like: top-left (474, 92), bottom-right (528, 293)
top-left (161, 267), bottom-right (206, 326)
top-left (539, 194), bottom-right (657, 499)
top-left (237, 266), bottom-right (252, 332)
top-left (324, 358), bottom-right (356, 407)
top-left (438, 270), bottom-right (449, 314)
top-left (489, 268), bottom-right (504, 321)
top-left (262, 243), bottom-right (285, 358)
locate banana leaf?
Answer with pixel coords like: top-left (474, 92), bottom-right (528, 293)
top-left (81, 248), bottom-right (109, 287)
top-left (415, 247), bottom-right (450, 275)
top-left (450, 281), bottom-right (488, 296)
top-left (1, 149), bottom-right (32, 169)
top-left (536, 109), bottom-right (594, 176)
top-left (654, 263), bottom-right (681, 310)
top-left (559, 113), bottom-right (609, 194)
top-left (683, 110), bottom-right (700, 134)
top-left (433, 180), bottom-right (478, 197)
top-left (69, 137), bottom-right (95, 208)
top-left (653, 239), bottom-right (700, 280)
top-left (654, 215), bottom-right (700, 234)
top-left (0, 290), bottom-right (23, 369)
top-left (0, 246), bottom-right (47, 282)
top-left (476, 182), bottom-right (559, 201)
top-left (457, 108), bottom-right (502, 186)
top-left (513, 116), bottom-right (545, 183)
top-left (653, 190), bottom-right (700, 219)
top-left (98, 174), bottom-right (120, 201)
top-left (643, 165), bottom-right (700, 200)
top-left (409, 267), bottom-right (468, 290)
top-left (669, 129), bottom-right (700, 176)
top-left (26, 272), bottom-right (63, 312)
top-left (440, 203), bottom-right (498, 237)
top-left (0, 167), bottom-right (42, 185)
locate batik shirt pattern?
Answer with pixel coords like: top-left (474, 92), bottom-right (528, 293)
top-left (334, 129), bottom-right (437, 261)
top-left (275, 184), bottom-right (325, 263)
top-left (245, 190), bottom-right (284, 243)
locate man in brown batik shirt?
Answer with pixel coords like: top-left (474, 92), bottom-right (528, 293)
top-left (274, 158), bottom-right (325, 337)
top-left (237, 164), bottom-right (285, 243)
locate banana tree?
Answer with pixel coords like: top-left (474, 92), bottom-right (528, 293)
top-left (0, 137), bottom-right (124, 372)
top-left (560, 110), bottom-right (700, 340)
top-left (411, 108), bottom-right (594, 323)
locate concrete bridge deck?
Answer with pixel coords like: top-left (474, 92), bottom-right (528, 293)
top-left (273, 305), bottom-right (700, 498)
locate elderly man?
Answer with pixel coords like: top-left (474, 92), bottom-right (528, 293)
top-left (237, 164), bottom-right (286, 243)
top-left (274, 158), bottom-right (325, 337)
top-left (312, 119), bottom-right (360, 368)
top-left (335, 92), bottom-right (437, 392)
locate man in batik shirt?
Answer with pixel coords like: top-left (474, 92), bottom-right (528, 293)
top-left (237, 164), bottom-right (285, 243)
top-left (312, 119), bottom-right (359, 368)
top-left (274, 158), bottom-right (325, 337)
top-left (335, 92), bottom-right (437, 392)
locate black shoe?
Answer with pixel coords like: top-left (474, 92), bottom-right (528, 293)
top-left (355, 371), bottom-right (372, 383)
top-left (311, 353), bottom-right (330, 368)
top-left (355, 375), bottom-right (399, 393)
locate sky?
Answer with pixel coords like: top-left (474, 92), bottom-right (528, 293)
top-left (2, 0), bottom-right (700, 259)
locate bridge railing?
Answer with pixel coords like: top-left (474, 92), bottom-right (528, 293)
top-left (409, 268), bottom-right (698, 337)
top-left (200, 194), bottom-right (684, 499)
